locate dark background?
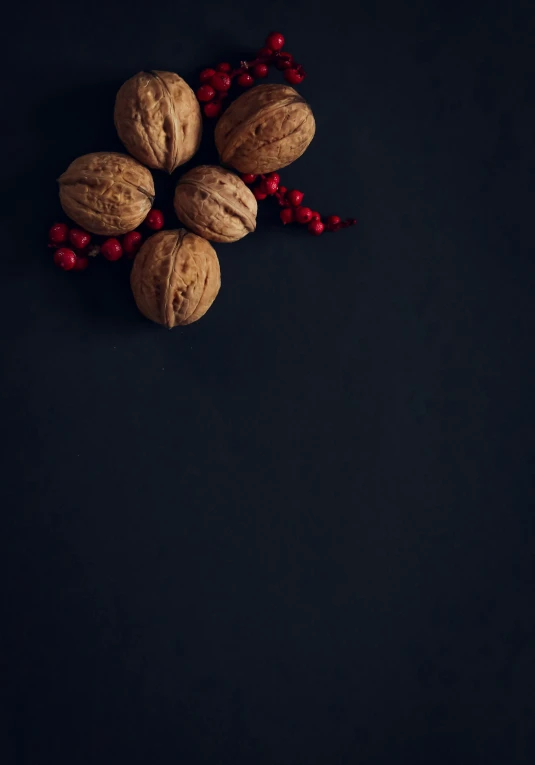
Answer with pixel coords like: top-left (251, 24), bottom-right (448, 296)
top-left (2, 0), bottom-right (534, 762)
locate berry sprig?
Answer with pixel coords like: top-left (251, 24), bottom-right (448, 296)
top-left (241, 173), bottom-right (356, 236)
top-left (196, 31), bottom-right (306, 118)
top-left (47, 210), bottom-right (165, 270)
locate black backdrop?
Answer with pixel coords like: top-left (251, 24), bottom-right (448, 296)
top-left (2, 1), bottom-right (535, 763)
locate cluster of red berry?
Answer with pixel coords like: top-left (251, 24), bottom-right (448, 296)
top-left (196, 32), bottom-right (305, 118)
top-left (48, 209), bottom-right (164, 271)
top-left (241, 173), bottom-right (356, 236)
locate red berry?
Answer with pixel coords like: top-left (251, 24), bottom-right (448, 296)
top-left (266, 172), bottom-right (280, 187)
top-left (295, 206), bottom-right (313, 224)
top-left (216, 62), bottom-right (231, 72)
top-left (325, 215), bottom-right (341, 227)
top-left (48, 222), bottom-right (69, 246)
top-left (253, 63), bottom-right (269, 78)
top-left (68, 228), bottom-right (91, 249)
top-left (199, 68), bottom-right (216, 83)
top-left (73, 255), bottom-right (89, 271)
top-left (258, 47), bottom-right (272, 57)
top-left (311, 211), bottom-right (321, 221)
top-left (253, 187), bottom-right (267, 201)
top-left (287, 189), bottom-right (304, 207)
top-left (53, 247), bottom-right (77, 270)
top-left (284, 68), bottom-right (305, 85)
top-left (101, 238), bottom-right (123, 261)
top-left (204, 101), bottom-right (222, 118)
top-left (210, 72), bottom-right (231, 91)
top-left (197, 84), bottom-right (215, 102)
top-left (263, 178), bottom-right (279, 195)
top-left (275, 52), bottom-right (293, 71)
top-left (145, 209), bottom-right (164, 231)
top-left (241, 173), bottom-right (257, 184)
top-left (278, 185), bottom-right (287, 195)
top-left (237, 73), bottom-right (254, 88)
top-left (308, 220), bottom-right (325, 236)
top-left (276, 59), bottom-right (292, 71)
top-left (280, 208), bottom-right (294, 225)
top-left (122, 230), bottom-right (142, 256)
top-left (266, 32), bottom-right (285, 51)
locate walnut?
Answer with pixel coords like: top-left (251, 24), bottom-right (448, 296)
top-left (174, 165), bottom-right (257, 243)
top-left (130, 229), bottom-right (220, 328)
top-left (114, 71), bottom-right (202, 173)
top-left (58, 152), bottom-right (155, 236)
top-left (214, 83), bottom-right (315, 174)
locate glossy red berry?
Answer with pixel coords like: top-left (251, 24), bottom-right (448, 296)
top-left (48, 222), bottom-right (69, 245)
top-left (199, 68), bottom-right (216, 83)
top-left (278, 185), bottom-right (287, 196)
top-left (275, 52), bottom-right (293, 70)
top-left (210, 72), bottom-right (231, 91)
top-left (68, 228), bottom-right (91, 250)
top-left (122, 230), bottom-right (142, 256)
top-left (53, 247), bottom-right (77, 270)
top-left (204, 101), bottom-right (222, 118)
top-left (284, 68), bottom-right (305, 85)
top-left (73, 255), bottom-right (89, 271)
top-left (287, 189), bottom-right (304, 207)
top-left (253, 63), bottom-right (269, 78)
top-left (311, 211), bottom-right (321, 221)
top-left (101, 238), bottom-right (123, 261)
top-left (197, 84), bottom-right (216, 102)
top-left (295, 206), bottom-right (313, 224)
top-left (308, 220), bottom-right (325, 236)
top-left (267, 172), bottom-right (280, 187)
top-left (325, 215), bottom-right (341, 227)
top-left (263, 177), bottom-right (279, 195)
top-left (253, 187), bottom-right (267, 201)
top-left (280, 208), bottom-right (294, 225)
top-left (266, 32), bottom-right (285, 51)
top-left (237, 72), bottom-right (254, 88)
top-left (145, 209), bottom-right (164, 231)
top-left (216, 62), bottom-right (231, 73)
top-left (241, 173), bottom-right (257, 184)
top-left (258, 47), bottom-right (272, 57)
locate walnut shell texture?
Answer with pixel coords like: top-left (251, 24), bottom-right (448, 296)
top-left (214, 84), bottom-right (315, 174)
top-left (174, 165), bottom-right (257, 243)
top-left (58, 152), bottom-right (155, 236)
top-left (131, 230), bottom-right (220, 328)
top-left (114, 71), bottom-right (202, 173)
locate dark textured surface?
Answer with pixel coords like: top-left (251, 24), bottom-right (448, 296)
top-left (2, 1), bottom-right (535, 763)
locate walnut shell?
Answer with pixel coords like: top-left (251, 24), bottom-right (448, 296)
top-left (130, 229), bottom-right (220, 328)
top-left (174, 165), bottom-right (257, 243)
top-left (214, 84), bottom-right (315, 174)
top-left (58, 152), bottom-right (155, 236)
top-left (114, 71), bottom-right (202, 173)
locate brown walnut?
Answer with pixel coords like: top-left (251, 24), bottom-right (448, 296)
top-left (114, 71), bottom-right (202, 173)
top-left (58, 152), bottom-right (155, 236)
top-left (174, 165), bottom-right (257, 243)
top-left (130, 229), bottom-right (220, 328)
top-left (214, 83), bottom-right (315, 174)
